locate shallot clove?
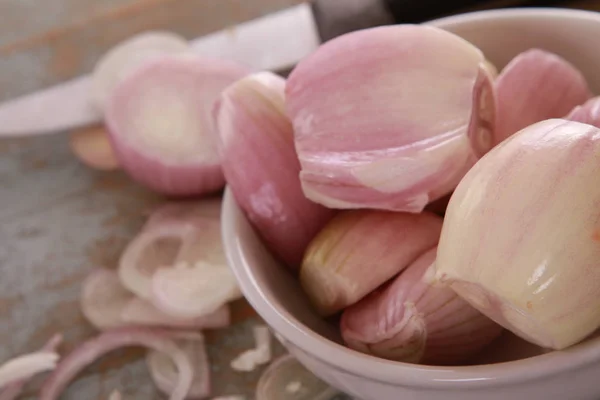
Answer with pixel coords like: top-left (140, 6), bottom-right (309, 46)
top-left (494, 48), bottom-right (591, 145)
top-left (39, 327), bottom-right (193, 400)
top-left (256, 354), bottom-right (339, 400)
top-left (567, 96), bottom-right (600, 126)
top-left (151, 261), bottom-right (241, 319)
top-left (69, 125), bottom-right (120, 171)
top-left (147, 333), bottom-right (210, 399)
top-left (91, 30), bottom-right (190, 110)
top-left (433, 119), bottom-right (600, 350)
top-left (285, 25), bottom-right (495, 213)
top-left (341, 247), bottom-right (503, 365)
top-left (300, 210), bottom-right (443, 316)
top-left (214, 71), bottom-right (335, 269)
top-left (104, 54), bottom-right (249, 196)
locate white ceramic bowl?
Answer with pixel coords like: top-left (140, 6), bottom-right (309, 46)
top-left (222, 8), bottom-right (600, 400)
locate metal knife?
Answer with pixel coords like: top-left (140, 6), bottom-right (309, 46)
top-left (0, 0), bottom-right (566, 137)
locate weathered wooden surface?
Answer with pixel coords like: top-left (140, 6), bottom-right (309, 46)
top-left (2, 0), bottom-right (600, 398)
top-left (0, 133), bottom-right (292, 399)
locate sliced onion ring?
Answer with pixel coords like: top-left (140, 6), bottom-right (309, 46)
top-left (39, 327), bottom-right (193, 400)
top-left (81, 268), bottom-right (132, 330)
top-left (147, 333), bottom-right (210, 398)
top-left (256, 354), bottom-right (339, 400)
top-left (121, 298), bottom-right (230, 329)
top-left (0, 351), bottom-right (59, 389)
top-left (0, 335), bottom-right (62, 400)
top-left (151, 261), bottom-right (241, 319)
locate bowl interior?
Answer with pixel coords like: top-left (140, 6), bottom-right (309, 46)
top-left (222, 7), bottom-right (600, 387)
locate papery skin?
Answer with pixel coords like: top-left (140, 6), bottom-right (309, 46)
top-left (105, 54), bottom-right (249, 196)
top-left (285, 24), bottom-right (495, 213)
top-left (341, 247), bottom-right (502, 365)
top-left (300, 210), bottom-right (443, 316)
top-left (567, 96), bottom-right (600, 126)
top-left (494, 49), bottom-right (591, 145)
top-left (214, 72), bottom-right (335, 269)
top-left (434, 119), bottom-right (600, 350)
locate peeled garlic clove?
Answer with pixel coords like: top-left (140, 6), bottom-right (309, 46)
top-left (300, 210), bottom-right (442, 316)
top-left (69, 125), bottom-right (120, 171)
top-left (567, 96), bottom-right (600, 126)
top-left (434, 119), bottom-right (600, 350)
top-left (214, 72), bottom-right (335, 269)
top-left (494, 49), bottom-right (591, 145)
top-left (285, 25), bottom-right (495, 213)
top-left (105, 54), bottom-right (249, 197)
top-left (341, 247), bottom-right (502, 365)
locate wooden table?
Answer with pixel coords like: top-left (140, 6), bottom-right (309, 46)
top-left (1, 1), bottom-right (600, 399)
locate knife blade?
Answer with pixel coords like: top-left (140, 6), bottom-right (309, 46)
top-left (0, 0), bottom-right (568, 137)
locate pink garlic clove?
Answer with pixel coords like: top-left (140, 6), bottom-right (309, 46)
top-left (494, 48), bottom-right (591, 145)
top-left (434, 119), bottom-right (600, 350)
top-left (567, 96), bottom-right (600, 126)
top-left (285, 25), bottom-right (495, 213)
top-left (341, 247), bottom-right (503, 365)
top-left (214, 72), bottom-right (335, 269)
top-left (104, 54), bottom-right (249, 197)
top-left (300, 210), bottom-right (443, 316)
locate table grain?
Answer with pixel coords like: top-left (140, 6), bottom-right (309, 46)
top-left (2, 0), bottom-right (600, 399)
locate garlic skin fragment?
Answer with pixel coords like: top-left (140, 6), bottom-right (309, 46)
top-left (214, 72), bottom-right (335, 269)
top-left (434, 119), bottom-right (600, 350)
top-left (341, 247), bottom-right (502, 365)
top-left (300, 210), bottom-right (443, 316)
top-left (285, 24), bottom-right (495, 213)
top-left (494, 49), bottom-right (591, 145)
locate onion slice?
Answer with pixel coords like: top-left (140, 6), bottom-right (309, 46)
top-left (81, 268), bottom-right (132, 330)
top-left (104, 54), bottom-right (249, 196)
top-left (119, 202), bottom-right (227, 300)
top-left (121, 298), bottom-right (231, 329)
top-left (0, 335), bottom-right (62, 400)
top-left (39, 327), bottom-right (193, 400)
top-left (151, 261), bottom-right (241, 319)
top-left (91, 31), bottom-right (190, 110)
top-left (0, 353), bottom-right (59, 389)
top-left (147, 333), bottom-right (210, 398)
top-left (256, 354), bottom-right (339, 400)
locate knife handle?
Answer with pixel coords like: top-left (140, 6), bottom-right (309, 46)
top-left (311, 0), bottom-right (570, 42)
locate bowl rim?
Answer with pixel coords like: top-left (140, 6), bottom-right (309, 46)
top-left (222, 6), bottom-right (600, 389)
